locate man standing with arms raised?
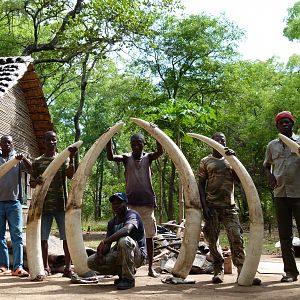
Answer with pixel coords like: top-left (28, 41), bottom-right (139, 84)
top-left (264, 111), bottom-right (300, 282)
top-left (106, 133), bottom-right (163, 277)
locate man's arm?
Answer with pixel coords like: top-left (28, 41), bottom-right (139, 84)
top-left (65, 146), bottom-right (77, 179)
top-left (263, 161), bottom-right (277, 189)
top-left (106, 139), bottom-right (124, 163)
top-left (148, 141), bottom-right (163, 162)
top-left (15, 153), bottom-right (32, 173)
top-left (96, 223), bottom-right (135, 256)
top-left (198, 177), bottom-right (212, 220)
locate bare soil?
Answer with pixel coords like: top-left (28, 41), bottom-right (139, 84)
top-left (1, 255), bottom-right (300, 300)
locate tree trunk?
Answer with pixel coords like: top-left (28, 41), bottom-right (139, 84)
top-left (167, 162), bottom-right (176, 220)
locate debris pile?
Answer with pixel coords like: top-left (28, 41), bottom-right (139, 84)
top-left (153, 220), bottom-right (214, 275)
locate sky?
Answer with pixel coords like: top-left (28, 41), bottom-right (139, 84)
top-left (181, 0), bottom-right (300, 63)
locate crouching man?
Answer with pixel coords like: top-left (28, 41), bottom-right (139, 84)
top-left (87, 192), bottom-right (146, 290)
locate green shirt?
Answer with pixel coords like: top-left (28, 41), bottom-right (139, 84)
top-left (198, 154), bottom-right (235, 207)
top-left (30, 154), bottom-right (67, 213)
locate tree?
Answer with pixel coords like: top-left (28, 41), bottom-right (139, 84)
top-left (283, 1), bottom-right (300, 41)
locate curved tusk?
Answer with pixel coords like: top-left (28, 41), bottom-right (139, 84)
top-left (65, 122), bottom-right (125, 276)
top-left (26, 140), bottom-right (83, 281)
top-left (0, 158), bottom-right (20, 178)
top-left (187, 133), bottom-right (264, 286)
top-left (278, 133), bottom-right (300, 157)
top-left (131, 118), bottom-right (202, 279)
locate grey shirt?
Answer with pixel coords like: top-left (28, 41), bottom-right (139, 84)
top-left (0, 149), bottom-right (23, 202)
top-left (264, 133), bottom-right (300, 198)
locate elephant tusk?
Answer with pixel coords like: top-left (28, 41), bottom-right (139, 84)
top-left (0, 158), bottom-right (20, 178)
top-left (278, 133), bottom-right (300, 157)
top-left (187, 133), bottom-right (264, 286)
top-left (65, 122), bottom-right (125, 276)
top-left (131, 118), bottom-right (202, 279)
top-left (26, 140), bottom-right (83, 281)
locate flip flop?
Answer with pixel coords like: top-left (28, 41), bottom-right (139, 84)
top-left (0, 266), bottom-right (11, 275)
top-left (12, 267), bottom-right (29, 277)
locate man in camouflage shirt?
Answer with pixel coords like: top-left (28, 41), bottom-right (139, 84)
top-left (198, 132), bottom-right (260, 285)
top-left (30, 131), bottom-right (77, 277)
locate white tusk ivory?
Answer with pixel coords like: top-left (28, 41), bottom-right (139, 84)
top-left (65, 122), bottom-right (125, 276)
top-left (131, 118), bottom-right (202, 279)
top-left (0, 158), bottom-right (20, 178)
top-left (26, 140), bottom-right (83, 281)
top-left (187, 133), bottom-right (264, 286)
top-left (278, 133), bottom-right (300, 157)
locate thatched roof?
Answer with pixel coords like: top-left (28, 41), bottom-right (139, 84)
top-left (0, 56), bottom-right (53, 158)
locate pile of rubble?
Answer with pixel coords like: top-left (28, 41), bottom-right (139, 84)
top-left (153, 220), bottom-right (215, 275)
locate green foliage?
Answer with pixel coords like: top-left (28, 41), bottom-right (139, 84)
top-left (283, 1), bottom-right (300, 41)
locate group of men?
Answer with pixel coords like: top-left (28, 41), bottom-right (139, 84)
top-left (0, 110), bottom-right (299, 289)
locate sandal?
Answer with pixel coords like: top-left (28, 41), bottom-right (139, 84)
top-left (0, 266), bottom-right (11, 275)
top-left (62, 269), bottom-right (74, 278)
top-left (44, 269), bottom-right (51, 276)
top-left (12, 267), bottom-right (29, 277)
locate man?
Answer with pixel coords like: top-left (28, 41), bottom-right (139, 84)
top-left (106, 133), bottom-right (163, 277)
top-left (30, 131), bottom-right (76, 278)
top-left (264, 111), bottom-right (300, 282)
top-left (87, 192), bottom-right (146, 290)
top-left (0, 135), bottom-right (31, 277)
top-left (198, 132), bottom-right (261, 285)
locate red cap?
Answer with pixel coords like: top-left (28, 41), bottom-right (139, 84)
top-left (275, 111), bottom-right (294, 124)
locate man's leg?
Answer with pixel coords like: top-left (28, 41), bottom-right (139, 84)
top-left (54, 212), bottom-right (72, 277)
top-left (0, 202), bottom-right (9, 269)
top-left (203, 208), bottom-right (223, 283)
top-left (276, 198), bottom-right (299, 279)
top-left (6, 201), bottom-right (24, 271)
top-left (41, 213), bottom-right (53, 275)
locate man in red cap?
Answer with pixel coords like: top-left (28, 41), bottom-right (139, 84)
top-left (264, 111), bottom-right (300, 282)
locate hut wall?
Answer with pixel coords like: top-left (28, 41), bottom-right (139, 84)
top-left (0, 82), bottom-right (40, 159)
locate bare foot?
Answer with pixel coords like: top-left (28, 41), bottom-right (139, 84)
top-left (148, 269), bottom-right (160, 278)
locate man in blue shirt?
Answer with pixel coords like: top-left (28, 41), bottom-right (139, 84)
top-left (87, 192), bottom-right (146, 290)
top-left (0, 135), bottom-right (31, 277)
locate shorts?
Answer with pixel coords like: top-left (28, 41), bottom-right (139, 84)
top-left (128, 205), bottom-right (157, 238)
top-left (41, 211), bottom-right (66, 240)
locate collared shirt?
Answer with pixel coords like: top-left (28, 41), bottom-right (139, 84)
top-left (0, 149), bottom-right (23, 201)
top-left (198, 154), bottom-right (235, 207)
top-left (264, 133), bottom-right (300, 198)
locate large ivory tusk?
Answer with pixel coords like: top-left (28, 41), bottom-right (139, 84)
top-left (131, 118), bottom-right (201, 279)
top-left (65, 122), bottom-right (125, 276)
top-left (278, 133), bottom-right (300, 157)
top-left (0, 158), bottom-right (20, 178)
top-left (26, 141), bottom-right (83, 281)
top-left (187, 133), bottom-right (264, 286)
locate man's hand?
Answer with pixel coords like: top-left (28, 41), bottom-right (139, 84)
top-left (68, 146), bottom-right (78, 158)
top-left (15, 153), bottom-right (24, 161)
top-left (96, 241), bottom-right (105, 257)
top-left (267, 173), bottom-right (278, 189)
top-left (224, 147), bottom-right (235, 156)
top-left (203, 206), bottom-right (213, 221)
top-left (35, 175), bottom-right (44, 185)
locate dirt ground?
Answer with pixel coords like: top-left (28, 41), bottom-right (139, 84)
top-left (1, 255), bottom-right (299, 300)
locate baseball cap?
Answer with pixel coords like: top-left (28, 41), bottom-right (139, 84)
top-left (275, 111), bottom-right (295, 124)
top-left (109, 192), bottom-right (128, 203)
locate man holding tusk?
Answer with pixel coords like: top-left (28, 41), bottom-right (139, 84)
top-left (198, 132), bottom-right (261, 285)
top-left (106, 133), bottom-right (163, 278)
top-left (29, 131), bottom-right (77, 278)
top-left (87, 192), bottom-right (146, 290)
top-left (264, 111), bottom-right (300, 282)
top-left (0, 135), bottom-right (31, 277)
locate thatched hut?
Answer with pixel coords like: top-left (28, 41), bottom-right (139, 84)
top-left (0, 56), bottom-right (53, 209)
top-left (0, 56), bottom-right (53, 157)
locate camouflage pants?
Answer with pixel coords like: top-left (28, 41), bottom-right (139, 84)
top-left (203, 206), bottom-right (245, 273)
top-left (87, 236), bottom-right (144, 281)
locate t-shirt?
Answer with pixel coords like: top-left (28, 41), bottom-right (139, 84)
top-left (198, 154), bottom-right (235, 207)
top-left (106, 208), bottom-right (146, 257)
top-left (264, 133), bottom-right (300, 198)
top-left (30, 154), bottom-right (67, 213)
top-left (0, 149), bottom-right (23, 202)
top-left (123, 153), bottom-right (156, 207)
